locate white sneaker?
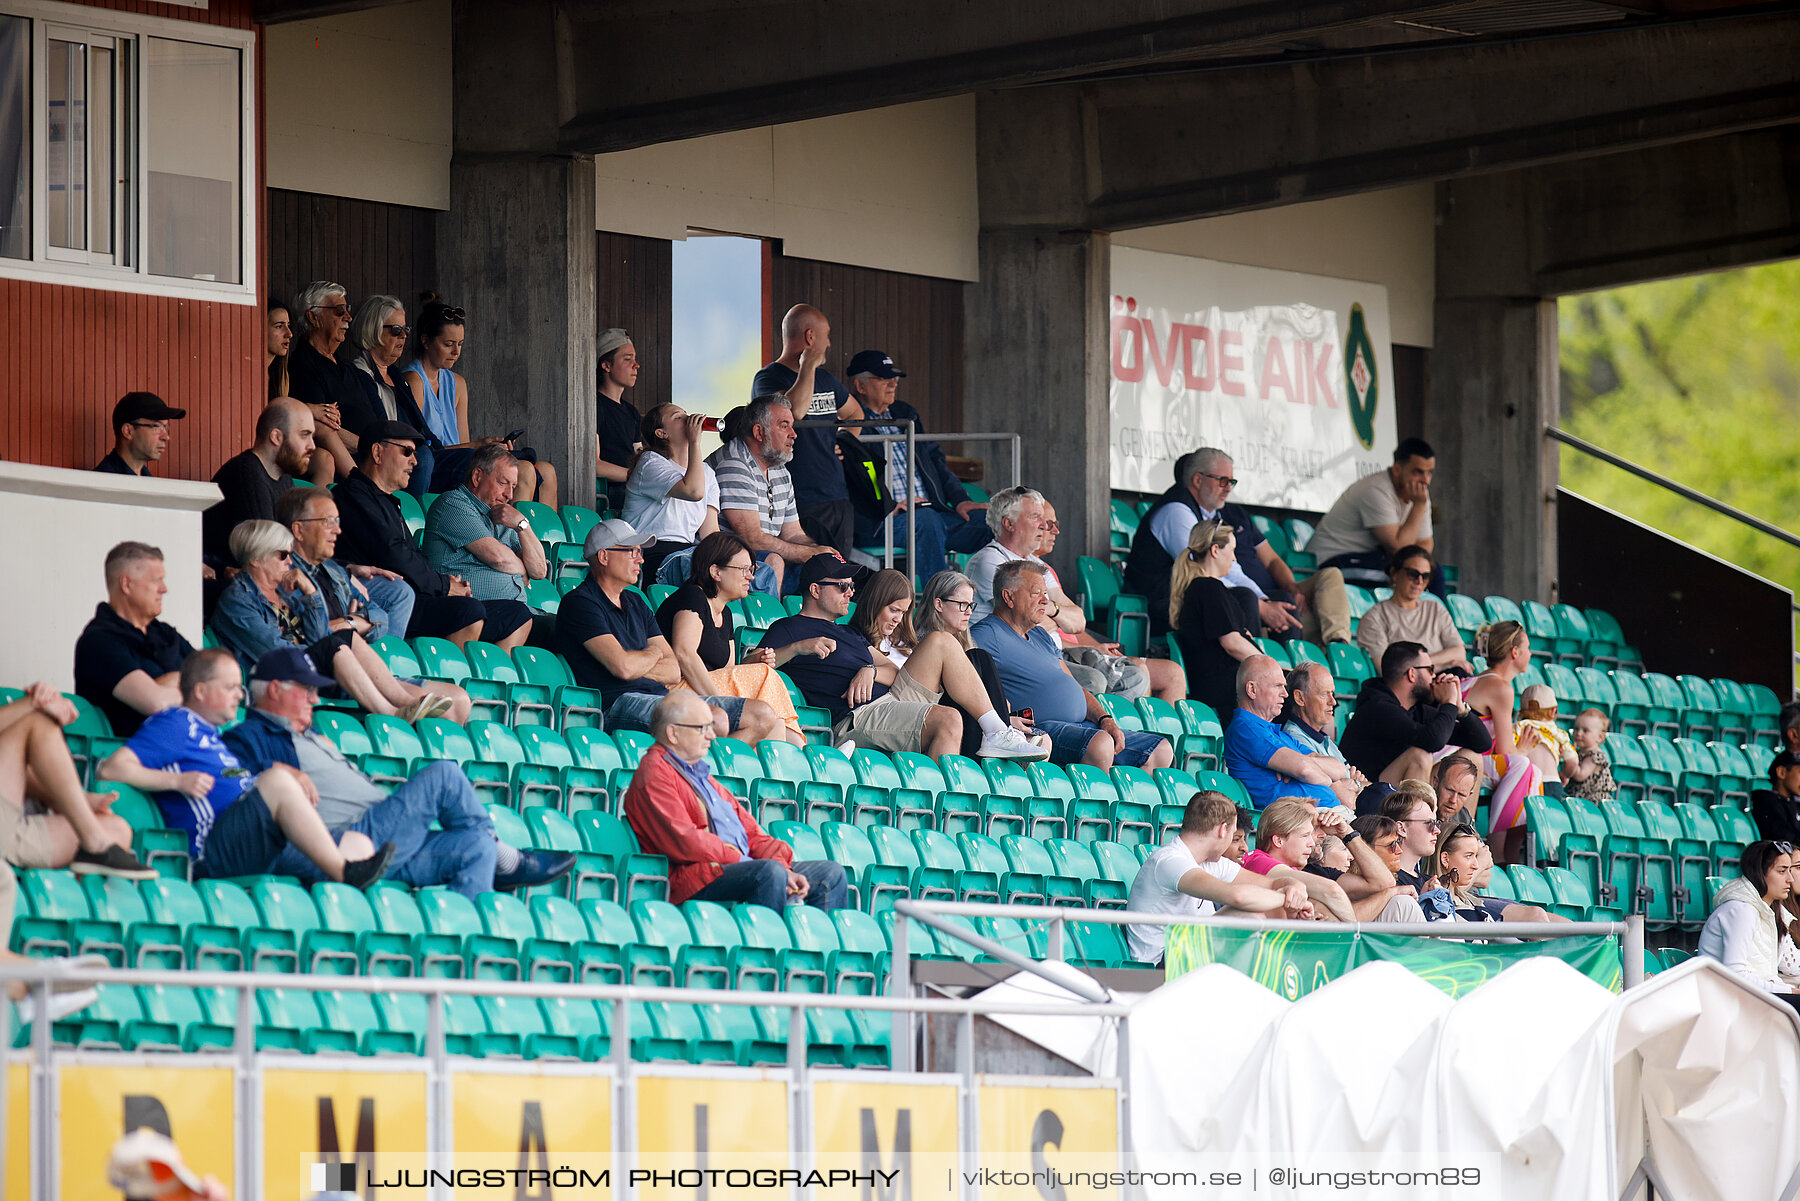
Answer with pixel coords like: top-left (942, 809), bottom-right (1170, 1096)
top-left (977, 726), bottom-right (1051, 761)
top-left (834, 740), bottom-right (857, 758)
top-left (15, 986), bottom-right (98, 1026)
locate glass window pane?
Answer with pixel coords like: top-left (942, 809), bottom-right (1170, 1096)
top-left (0, 15), bottom-right (27, 260)
top-left (48, 38), bottom-right (87, 252)
top-left (145, 37), bottom-right (240, 282)
top-left (671, 234), bottom-right (765, 421)
top-left (89, 45), bottom-right (112, 255)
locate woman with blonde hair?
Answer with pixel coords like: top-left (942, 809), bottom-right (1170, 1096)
top-left (1464, 621), bottom-right (1542, 865)
top-left (1168, 518), bottom-right (1260, 721)
top-left (1423, 821), bottom-right (1501, 923)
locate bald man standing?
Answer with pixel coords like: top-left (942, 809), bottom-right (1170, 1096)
top-left (752, 305), bottom-right (857, 558)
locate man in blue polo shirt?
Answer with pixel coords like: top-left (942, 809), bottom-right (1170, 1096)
top-left (1224, 655), bottom-right (1360, 811)
top-left (97, 647), bottom-right (394, 887)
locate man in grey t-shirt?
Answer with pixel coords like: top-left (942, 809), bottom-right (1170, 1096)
top-left (1305, 437), bottom-right (1440, 592)
top-left (222, 649), bottom-right (573, 898)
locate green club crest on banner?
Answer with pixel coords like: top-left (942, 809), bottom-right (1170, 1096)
top-left (1345, 302), bottom-right (1379, 450)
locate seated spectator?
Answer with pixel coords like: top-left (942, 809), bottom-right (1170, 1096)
top-left (75, 542), bottom-right (192, 736)
top-left (342, 294), bottom-right (435, 500)
top-left (972, 561), bottom-right (1172, 770)
top-left (95, 392), bottom-right (184, 477)
top-left (1515, 683), bottom-right (1576, 798)
top-left (98, 649), bottom-right (396, 887)
top-left (331, 422), bottom-right (499, 647)
top-left (1125, 447), bottom-right (1351, 642)
top-left (1036, 500), bottom-right (1186, 704)
top-left (422, 445), bottom-right (549, 651)
top-left (0, 853), bottom-right (102, 1025)
top-left (715, 394), bottom-right (836, 588)
top-left (912, 569), bottom-right (1050, 759)
top-left (626, 404), bottom-right (777, 594)
top-left (285, 281), bottom-right (361, 482)
top-left (1338, 641), bottom-right (1493, 786)
top-left (1380, 791), bottom-right (1442, 892)
top-left (1751, 750), bottom-right (1800, 845)
top-left (655, 532), bottom-right (804, 745)
top-left (556, 519), bottom-right (786, 741)
top-left (753, 304), bottom-right (856, 556)
top-left (594, 328), bottom-right (641, 510)
top-left (1235, 798), bottom-right (1356, 921)
top-left (403, 297), bottom-right (557, 505)
top-left (0, 684), bottom-right (152, 878)
top-left (202, 399), bottom-right (315, 564)
top-left (624, 693), bottom-right (848, 910)
top-left (267, 300), bottom-right (292, 399)
top-left (763, 558), bottom-right (1047, 759)
top-left (1223, 656), bottom-right (1358, 810)
top-left (210, 519), bottom-right (454, 724)
top-left (1124, 789), bottom-right (1312, 965)
top-left (1419, 821), bottom-right (1501, 924)
top-left (223, 648), bottom-right (572, 895)
top-left (1565, 708), bottom-right (1615, 802)
top-left (1699, 841), bottom-right (1800, 1007)
top-left (965, 486), bottom-right (1044, 624)
top-left (1781, 701), bottom-right (1800, 757)
top-left (1432, 752), bottom-right (1482, 827)
top-left (1305, 437), bottom-right (1443, 595)
top-left (1355, 546), bottom-right (1471, 673)
top-left (1464, 621), bottom-right (1542, 864)
top-left (842, 349), bottom-right (991, 579)
top-left (1281, 662), bottom-right (1359, 781)
top-left (1168, 518), bottom-right (1261, 721)
top-left (1305, 809), bottom-right (1424, 922)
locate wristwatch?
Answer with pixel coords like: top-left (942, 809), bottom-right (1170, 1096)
top-left (516, 518), bottom-right (531, 532)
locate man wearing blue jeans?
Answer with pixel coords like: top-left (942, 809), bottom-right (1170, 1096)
top-left (623, 693), bottom-right (847, 911)
top-left (223, 648), bottom-right (573, 897)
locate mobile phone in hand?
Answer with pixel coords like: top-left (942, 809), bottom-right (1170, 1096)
top-left (504, 428), bottom-right (525, 444)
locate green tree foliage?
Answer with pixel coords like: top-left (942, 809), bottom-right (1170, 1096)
top-left (1559, 261), bottom-right (1800, 597)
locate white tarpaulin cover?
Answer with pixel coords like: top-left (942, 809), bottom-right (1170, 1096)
top-left (1128, 955), bottom-right (1800, 1200)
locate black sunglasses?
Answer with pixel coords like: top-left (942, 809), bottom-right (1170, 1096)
top-left (1395, 567), bottom-right (1432, 584)
top-left (379, 441), bottom-right (418, 458)
top-left (382, 323), bottom-right (411, 337)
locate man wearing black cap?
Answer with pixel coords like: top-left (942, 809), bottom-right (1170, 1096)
top-left (95, 392), bottom-right (185, 477)
top-left (224, 648), bottom-right (572, 896)
top-left (332, 420), bottom-right (490, 646)
top-left (843, 349), bottom-right (989, 580)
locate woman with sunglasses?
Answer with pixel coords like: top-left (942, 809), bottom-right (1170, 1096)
top-left (1333, 813), bottom-right (1428, 921)
top-left (210, 520), bottom-right (454, 723)
top-left (1423, 821), bottom-right (1501, 923)
top-left (1700, 839), bottom-right (1800, 1006)
top-left (655, 532), bottom-right (804, 745)
top-left (286, 280), bottom-right (361, 485)
top-left (1355, 546), bottom-right (1472, 675)
top-left (342, 296), bottom-right (436, 500)
top-left (912, 570), bottom-right (1048, 758)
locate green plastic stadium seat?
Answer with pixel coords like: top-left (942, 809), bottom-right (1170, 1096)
top-left (579, 899), bottom-right (673, 986)
top-left (79, 876), bottom-right (181, 970)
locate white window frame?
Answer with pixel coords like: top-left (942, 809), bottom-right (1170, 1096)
top-left (0, 0), bottom-right (255, 304)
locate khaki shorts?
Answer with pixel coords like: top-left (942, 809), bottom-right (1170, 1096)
top-left (0, 794), bottom-right (63, 869)
top-left (835, 669), bottom-right (938, 754)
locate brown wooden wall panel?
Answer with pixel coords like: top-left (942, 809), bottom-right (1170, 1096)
top-left (266, 188), bottom-right (441, 319)
top-left (596, 230), bottom-right (673, 417)
top-left (84, 0), bottom-right (253, 29)
top-left (769, 249), bottom-right (969, 462)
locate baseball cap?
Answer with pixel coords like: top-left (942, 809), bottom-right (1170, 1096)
top-left (846, 350), bottom-right (905, 379)
top-left (1519, 683), bottom-right (1557, 710)
top-left (798, 553), bottom-right (855, 591)
top-left (1355, 781), bottom-right (1396, 817)
top-left (364, 419), bottom-right (425, 447)
top-left (252, 646), bottom-right (334, 689)
top-left (113, 391), bottom-right (187, 429)
top-left (108, 1128), bottom-right (206, 1199)
top-left (583, 517), bottom-right (654, 556)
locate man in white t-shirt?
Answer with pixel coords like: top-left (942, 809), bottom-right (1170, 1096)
top-left (1305, 437), bottom-right (1440, 593)
top-left (1125, 789), bottom-right (1312, 965)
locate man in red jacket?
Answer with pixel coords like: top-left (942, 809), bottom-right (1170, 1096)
top-left (623, 692), bottom-right (848, 909)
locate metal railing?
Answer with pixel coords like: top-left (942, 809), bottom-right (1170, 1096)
top-left (799, 417), bottom-right (1022, 578)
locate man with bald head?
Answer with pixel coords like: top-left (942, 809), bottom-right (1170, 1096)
top-left (752, 304), bottom-right (857, 557)
top-left (1223, 655), bottom-right (1360, 811)
top-left (202, 398), bottom-right (317, 562)
top-left (623, 692), bottom-right (848, 911)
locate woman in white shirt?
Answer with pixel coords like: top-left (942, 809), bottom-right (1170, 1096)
top-left (623, 403), bottom-right (777, 594)
top-left (1700, 840), bottom-right (1799, 1008)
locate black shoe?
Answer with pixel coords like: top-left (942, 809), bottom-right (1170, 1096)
top-left (70, 843), bottom-right (156, 881)
top-left (343, 841), bottom-right (397, 890)
top-left (495, 849), bottom-right (577, 892)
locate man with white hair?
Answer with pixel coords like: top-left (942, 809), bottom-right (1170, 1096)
top-left (1124, 447), bottom-right (1350, 644)
top-left (285, 280), bottom-right (360, 482)
top-left (963, 485), bottom-right (1049, 625)
top-left (752, 304), bottom-right (858, 556)
top-left (716, 394), bottom-right (838, 586)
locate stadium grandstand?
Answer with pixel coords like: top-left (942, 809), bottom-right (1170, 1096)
top-left (4, 0), bottom-right (1800, 1198)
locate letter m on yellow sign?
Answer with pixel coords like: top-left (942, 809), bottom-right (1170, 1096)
top-left (861, 1108), bottom-right (910, 1201)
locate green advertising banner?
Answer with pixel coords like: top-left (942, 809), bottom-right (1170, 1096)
top-left (1164, 925), bottom-right (1623, 1000)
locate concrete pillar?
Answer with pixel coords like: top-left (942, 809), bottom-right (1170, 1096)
top-left (438, 0), bottom-right (597, 512)
top-left (964, 229), bottom-right (1112, 579)
top-left (1426, 175), bottom-right (1559, 604)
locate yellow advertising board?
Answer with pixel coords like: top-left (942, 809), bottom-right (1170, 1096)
top-left (450, 1071), bottom-right (612, 1199)
top-left (977, 1084), bottom-right (1120, 1201)
top-left (814, 1078), bottom-right (959, 1201)
top-left (262, 1066), bottom-right (427, 1201)
top-left (6, 1062), bottom-right (28, 1201)
top-left (634, 1075), bottom-right (788, 1201)
top-left (58, 1064), bottom-right (237, 1199)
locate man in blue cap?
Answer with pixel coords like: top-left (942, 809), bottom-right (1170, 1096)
top-left (223, 647), bottom-right (573, 896)
top-left (843, 348), bottom-right (989, 579)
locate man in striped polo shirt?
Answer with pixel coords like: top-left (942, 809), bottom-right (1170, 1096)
top-left (716, 395), bottom-right (838, 594)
